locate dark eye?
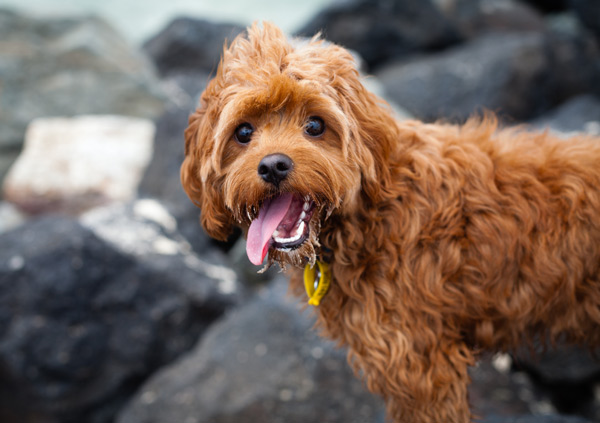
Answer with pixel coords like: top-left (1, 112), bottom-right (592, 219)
top-left (234, 123), bottom-right (254, 144)
top-left (304, 117), bottom-right (325, 137)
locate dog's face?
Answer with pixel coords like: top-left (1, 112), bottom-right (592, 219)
top-left (182, 23), bottom-right (385, 269)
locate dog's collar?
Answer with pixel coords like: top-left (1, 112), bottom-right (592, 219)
top-left (303, 259), bottom-right (331, 306)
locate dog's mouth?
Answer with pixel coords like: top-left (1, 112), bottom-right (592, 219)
top-left (246, 193), bottom-right (316, 265)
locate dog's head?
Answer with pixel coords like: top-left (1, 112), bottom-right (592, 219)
top-left (182, 22), bottom-right (396, 269)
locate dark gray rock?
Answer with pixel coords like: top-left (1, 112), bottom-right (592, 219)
top-left (439, 0), bottom-right (546, 39)
top-left (138, 73), bottom-right (214, 254)
top-left (512, 345), bottom-right (600, 419)
top-left (0, 9), bottom-right (165, 186)
top-left (143, 18), bottom-right (245, 76)
top-left (296, 0), bottom-right (461, 70)
top-left (138, 72), bottom-right (244, 258)
top-left (483, 414), bottom-right (594, 423)
top-left (377, 31), bottom-right (599, 122)
top-left (470, 357), bottom-right (535, 417)
top-left (117, 278), bottom-right (385, 423)
top-left (530, 94), bottom-right (600, 134)
top-left (569, 0), bottom-right (600, 38)
top-left (469, 349), bottom-right (598, 423)
top-left (520, 0), bottom-right (568, 14)
top-left (0, 202), bottom-right (242, 423)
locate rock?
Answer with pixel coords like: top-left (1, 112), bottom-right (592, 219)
top-left (3, 115), bottom-right (155, 215)
top-left (0, 9), bottom-right (165, 186)
top-left (0, 202), bottom-right (25, 234)
top-left (569, 0), bottom-right (600, 38)
top-left (438, 0), bottom-right (546, 39)
top-left (483, 415), bottom-right (594, 422)
top-left (138, 75), bottom-right (246, 259)
top-left (143, 18), bottom-right (245, 76)
top-left (518, 0), bottom-right (569, 14)
top-left (117, 278), bottom-right (385, 423)
top-left (0, 201), bottom-right (242, 423)
top-left (511, 345), bottom-right (600, 419)
top-left (296, 0), bottom-right (461, 70)
top-left (530, 94), bottom-right (600, 135)
top-left (470, 351), bottom-right (600, 421)
top-left (469, 355), bottom-right (536, 417)
top-left (377, 31), bottom-right (599, 122)
top-left (139, 73), bottom-right (214, 250)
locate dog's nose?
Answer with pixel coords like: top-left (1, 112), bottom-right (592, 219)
top-left (258, 154), bottom-right (293, 186)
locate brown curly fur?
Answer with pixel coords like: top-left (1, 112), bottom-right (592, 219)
top-left (181, 23), bottom-right (600, 422)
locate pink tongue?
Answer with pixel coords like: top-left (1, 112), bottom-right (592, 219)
top-left (246, 193), bottom-right (294, 265)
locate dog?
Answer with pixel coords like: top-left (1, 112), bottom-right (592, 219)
top-left (181, 22), bottom-right (600, 422)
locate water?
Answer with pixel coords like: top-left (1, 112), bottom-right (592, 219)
top-left (0, 0), bottom-right (333, 45)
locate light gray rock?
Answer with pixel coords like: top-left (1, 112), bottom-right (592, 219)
top-left (0, 201), bottom-right (25, 234)
top-left (3, 116), bottom-right (155, 214)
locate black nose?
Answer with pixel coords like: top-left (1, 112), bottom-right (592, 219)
top-left (258, 154), bottom-right (293, 186)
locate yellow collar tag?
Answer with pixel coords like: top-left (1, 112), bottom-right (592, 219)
top-left (303, 260), bottom-right (331, 306)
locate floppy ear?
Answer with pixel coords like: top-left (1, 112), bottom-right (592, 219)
top-left (335, 67), bottom-right (399, 202)
top-left (181, 103), bottom-right (234, 241)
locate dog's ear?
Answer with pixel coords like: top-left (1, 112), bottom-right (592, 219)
top-left (335, 70), bottom-right (399, 201)
top-left (181, 104), bottom-right (234, 241)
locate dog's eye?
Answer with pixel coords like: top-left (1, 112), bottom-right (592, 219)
top-left (234, 123), bottom-right (254, 144)
top-left (305, 117), bottom-right (325, 137)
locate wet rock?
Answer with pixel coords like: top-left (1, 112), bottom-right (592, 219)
top-left (117, 278), bottom-right (385, 423)
top-left (3, 116), bottom-right (155, 215)
top-left (0, 200), bottom-right (242, 423)
top-left (296, 0), bottom-right (461, 70)
top-left (0, 9), bottom-right (165, 186)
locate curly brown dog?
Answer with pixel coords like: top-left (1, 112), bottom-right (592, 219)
top-left (181, 23), bottom-right (600, 422)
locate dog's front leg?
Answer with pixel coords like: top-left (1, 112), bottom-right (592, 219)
top-left (344, 324), bottom-right (474, 423)
top-left (385, 341), bottom-right (473, 423)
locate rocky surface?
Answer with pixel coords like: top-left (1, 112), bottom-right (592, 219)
top-left (0, 202), bottom-right (242, 423)
top-left (377, 31), bottom-right (599, 122)
top-left (437, 0), bottom-right (547, 39)
top-left (0, 9), bottom-right (165, 186)
top-left (143, 18), bottom-right (245, 76)
top-left (530, 94), bottom-right (600, 135)
top-left (1, 3), bottom-right (600, 423)
top-left (117, 278), bottom-right (385, 423)
top-left (296, 0), bottom-right (461, 70)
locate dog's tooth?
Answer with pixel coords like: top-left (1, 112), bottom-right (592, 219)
top-left (273, 221), bottom-right (306, 246)
top-left (300, 211), bottom-right (306, 220)
top-left (295, 221), bottom-right (305, 237)
top-left (303, 202), bottom-right (310, 211)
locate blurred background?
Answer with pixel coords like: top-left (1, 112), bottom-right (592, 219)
top-left (0, 1), bottom-right (599, 423)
